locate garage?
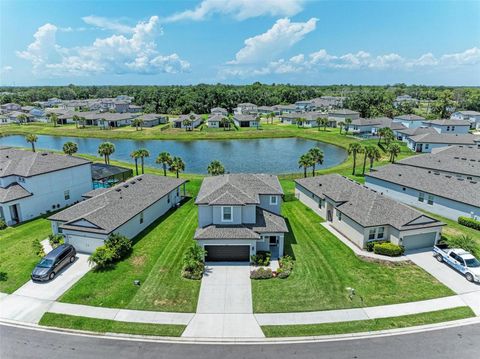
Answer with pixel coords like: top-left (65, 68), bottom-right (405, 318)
top-left (66, 234), bottom-right (105, 254)
top-left (204, 245), bottom-right (250, 262)
top-left (402, 232), bottom-right (437, 251)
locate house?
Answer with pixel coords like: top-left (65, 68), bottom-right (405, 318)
top-left (207, 114), bottom-right (224, 128)
top-left (234, 103), bottom-right (258, 115)
top-left (128, 105), bottom-right (143, 113)
top-left (279, 113), bottom-right (301, 125)
top-left (136, 113), bottom-right (168, 127)
top-left (194, 174), bottom-right (288, 262)
top-left (295, 100), bottom-right (316, 112)
top-left (257, 106), bottom-right (280, 115)
top-left (96, 113), bottom-right (137, 128)
top-left (365, 164), bottom-right (480, 221)
top-left (49, 174), bottom-right (187, 253)
top-left (311, 96), bottom-right (345, 110)
top-left (233, 114), bottom-right (259, 128)
top-left (210, 107), bottom-right (228, 116)
top-left (406, 133), bottom-right (480, 152)
top-left (393, 95), bottom-right (418, 108)
top-left (395, 127), bottom-right (437, 142)
top-left (276, 104), bottom-right (298, 114)
top-left (451, 110), bottom-right (480, 130)
top-left (173, 114), bottom-right (203, 129)
top-left (327, 109), bottom-right (360, 127)
top-left (0, 103), bottom-right (22, 111)
top-left (395, 145), bottom-right (480, 181)
top-left (295, 174), bottom-right (445, 251)
top-left (392, 114), bottom-right (426, 129)
top-left (351, 117), bottom-right (392, 135)
top-left (114, 100), bottom-right (130, 113)
top-left (0, 148), bottom-right (92, 225)
top-left (421, 119), bottom-right (470, 134)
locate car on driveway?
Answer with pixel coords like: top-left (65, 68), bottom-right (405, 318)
top-left (31, 244), bottom-right (76, 281)
top-left (433, 244), bottom-right (480, 283)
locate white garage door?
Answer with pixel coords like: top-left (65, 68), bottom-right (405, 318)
top-left (402, 232), bottom-right (437, 251)
top-left (67, 235), bottom-right (105, 254)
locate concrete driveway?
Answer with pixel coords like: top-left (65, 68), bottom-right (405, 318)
top-left (182, 263), bottom-right (264, 338)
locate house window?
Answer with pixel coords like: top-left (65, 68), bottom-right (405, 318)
top-left (140, 212), bottom-right (144, 224)
top-left (17, 176), bottom-right (25, 183)
top-left (452, 126), bottom-right (455, 131)
top-left (427, 195), bottom-right (434, 205)
top-left (425, 144), bottom-right (429, 150)
top-left (64, 190), bottom-right (70, 200)
top-left (377, 227), bottom-right (385, 239)
top-left (402, 187), bottom-right (406, 191)
top-left (319, 199), bottom-right (324, 208)
top-left (221, 206), bottom-right (233, 222)
top-left (446, 126), bottom-right (450, 131)
top-left (337, 210), bottom-right (342, 221)
top-left (368, 229), bottom-right (376, 240)
top-left (167, 195), bottom-right (170, 203)
top-left (418, 192), bottom-right (425, 202)
top-left (270, 196), bottom-right (278, 205)
top-left (176, 187), bottom-right (180, 197)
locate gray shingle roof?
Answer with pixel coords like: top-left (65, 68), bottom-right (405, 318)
top-left (366, 164), bottom-right (480, 207)
top-left (394, 114), bottom-right (425, 121)
top-left (233, 114), bottom-right (257, 122)
top-left (0, 148), bottom-right (91, 178)
top-left (396, 127), bottom-right (437, 136)
top-left (49, 174), bottom-right (187, 235)
top-left (408, 133), bottom-right (480, 145)
top-left (329, 109), bottom-right (359, 116)
top-left (0, 183), bottom-right (32, 203)
top-left (295, 174), bottom-right (443, 230)
top-left (456, 110), bottom-right (480, 116)
top-left (352, 117), bottom-right (392, 127)
top-left (422, 119), bottom-right (471, 126)
top-left (196, 174), bottom-right (283, 205)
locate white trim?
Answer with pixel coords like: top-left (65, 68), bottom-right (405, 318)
top-left (221, 206), bottom-right (233, 222)
top-left (270, 195), bottom-right (278, 205)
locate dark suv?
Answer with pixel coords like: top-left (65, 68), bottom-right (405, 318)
top-left (31, 244), bottom-right (76, 281)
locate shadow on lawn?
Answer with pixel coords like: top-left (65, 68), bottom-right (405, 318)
top-left (283, 218), bottom-right (297, 261)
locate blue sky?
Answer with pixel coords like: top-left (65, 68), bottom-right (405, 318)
top-left (1, 0), bottom-right (479, 86)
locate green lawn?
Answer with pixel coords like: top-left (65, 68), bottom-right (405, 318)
top-left (39, 313), bottom-right (185, 337)
top-left (262, 307), bottom-right (474, 337)
top-left (0, 217), bottom-right (51, 293)
top-left (252, 199), bottom-right (453, 313)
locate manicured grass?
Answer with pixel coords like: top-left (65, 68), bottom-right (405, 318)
top-left (0, 217), bottom-right (51, 293)
top-left (251, 199), bottom-right (453, 313)
top-left (261, 307), bottom-right (474, 337)
top-left (39, 313), bottom-right (185, 337)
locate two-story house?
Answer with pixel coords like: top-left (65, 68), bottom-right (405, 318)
top-left (451, 110), bottom-right (480, 130)
top-left (0, 148), bottom-right (92, 225)
top-left (194, 174), bottom-right (288, 262)
top-left (421, 119), bottom-right (471, 134)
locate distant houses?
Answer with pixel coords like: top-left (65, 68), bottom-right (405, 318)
top-left (406, 133), bottom-right (479, 153)
top-left (451, 110), bottom-right (480, 130)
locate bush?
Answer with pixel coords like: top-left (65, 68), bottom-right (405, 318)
top-left (48, 234), bottom-right (64, 249)
top-left (89, 233), bottom-right (131, 269)
top-left (277, 255), bottom-right (294, 279)
top-left (366, 240), bottom-right (389, 252)
top-left (182, 244), bottom-right (206, 280)
top-left (447, 235), bottom-right (478, 254)
top-left (32, 239), bottom-right (45, 258)
top-left (250, 267), bottom-right (273, 280)
top-left (0, 219), bottom-right (7, 230)
top-left (88, 246), bottom-right (115, 269)
top-left (373, 242), bottom-right (404, 257)
top-left (458, 216), bottom-right (480, 231)
top-left (251, 251), bottom-right (271, 266)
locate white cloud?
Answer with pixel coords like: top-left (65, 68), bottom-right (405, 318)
top-left (17, 16), bottom-right (190, 77)
top-left (229, 18), bottom-right (317, 64)
top-left (441, 47), bottom-right (480, 66)
top-left (164, 0), bottom-right (304, 22)
top-left (82, 15), bottom-right (134, 34)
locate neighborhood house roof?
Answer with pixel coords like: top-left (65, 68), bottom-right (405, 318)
top-left (91, 163), bottom-right (132, 181)
top-left (234, 114), bottom-right (257, 122)
top-left (328, 109), bottom-right (359, 116)
top-left (455, 111), bottom-right (480, 116)
top-left (422, 119), bottom-right (471, 126)
top-left (396, 127), bottom-right (437, 136)
top-left (351, 117), bottom-right (392, 127)
top-left (408, 133), bottom-right (480, 145)
top-left (175, 114), bottom-right (201, 122)
top-left (0, 183), bottom-right (32, 203)
top-left (295, 174), bottom-right (444, 231)
top-left (394, 114), bottom-right (425, 121)
top-left (49, 174), bottom-right (187, 235)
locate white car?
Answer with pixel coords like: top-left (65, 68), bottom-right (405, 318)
top-left (434, 244), bottom-right (480, 283)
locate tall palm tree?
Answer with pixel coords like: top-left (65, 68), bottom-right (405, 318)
top-left (315, 117), bottom-right (322, 130)
top-left (298, 153), bottom-right (313, 178)
top-left (48, 113), bottom-right (58, 127)
top-left (25, 134), bottom-right (38, 152)
top-left (156, 151), bottom-right (172, 176)
top-left (383, 128), bottom-right (395, 145)
top-left (255, 116), bottom-right (261, 129)
top-left (387, 143), bottom-right (401, 163)
top-left (79, 116), bottom-right (86, 128)
top-left (338, 121), bottom-right (345, 134)
top-left (344, 118), bottom-right (352, 135)
top-left (269, 112), bottom-right (275, 124)
top-left (362, 145), bottom-right (375, 175)
top-left (62, 141), bottom-right (78, 155)
top-left (130, 150), bottom-right (141, 175)
top-left (348, 143), bottom-right (363, 175)
top-left (320, 117), bottom-right (329, 131)
top-left (220, 116), bottom-right (229, 131)
top-left (72, 114), bottom-right (80, 129)
top-left (308, 147), bottom-right (324, 177)
top-left (17, 114), bottom-right (28, 125)
top-left (297, 117), bottom-right (306, 128)
top-left (377, 127), bottom-right (387, 145)
top-left (98, 142), bottom-right (115, 165)
top-left (207, 160), bottom-right (225, 176)
top-left (169, 156), bottom-right (185, 178)
top-left (138, 148), bottom-right (150, 174)
top-left (183, 118), bottom-right (193, 131)
top-left (132, 118), bottom-right (144, 131)
top-left (368, 146), bottom-right (382, 171)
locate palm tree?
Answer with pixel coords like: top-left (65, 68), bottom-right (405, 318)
top-left (269, 112), bottom-right (275, 124)
top-left (344, 118), bottom-right (352, 135)
top-left (72, 114), bottom-right (80, 129)
top-left (362, 145), bottom-right (375, 175)
top-left (308, 147), bottom-right (324, 177)
top-left (315, 117), bottom-right (322, 130)
top-left (338, 121), bottom-right (345, 134)
top-left (320, 117), bottom-right (329, 131)
top-left (17, 114), bottom-right (28, 125)
top-left (348, 143), bottom-right (363, 175)
top-left (25, 134), bottom-right (38, 152)
top-left (62, 141), bottom-right (78, 155)
top-left (183, 118), bottom-right (193, 131)
top-left (169, 156), bottom-right (185, 178)
top-left (296, 117), bottom-right (305, 128)
top-left (48, 113), bottom-right (58, 127)
top-left (130, 150), bottom-right (141, 175)
top-left (220, 116), bottom-right (229, 131)
top-left (387, 143), bottom-right (401, 163)
top-left (98, 142), bottom-right (115, 165)
top-left (156, 151), bottom-right (172, 176)
top-left (298, 153), bottom-right (313, 178)
top-left (207, 160), bottom-right (225, 176)
top-left (99, 118), bottom-right (106, 129)
top-left (255, 116), bottom-right (261, 129)
top-left (132, 118), bottom-right (144, 131)
top-left (377, 127), bottom-right (387, 145)
top-left (138, 148), bottom-right (150, 174)
top-left (368, 146), bottom-right (382, 171)
top-left (79, 116), bottom-right (87, 128)
top-left (383, 128), bottom-right (395, 145)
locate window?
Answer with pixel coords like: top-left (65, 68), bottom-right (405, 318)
top-left (452, 126), bottom-right (455, 131)
top-left (446, 126), bottom-right (450, 131)
top-left (336, 210), bottom-right (342, 221)
top-left (368, 229), bottom-right (376, 240)
top-left (425, 144), bottom-right (429, 149)
top-left (402, 187), bottom-right (406, 191)
top-left (319, 199), bottom-right (324, 208)
top-left (176, 187), bottom-right (180, 197)
top-left (427, 195), bottom-right (434, 205)
top-left (64, 190), bottom-right (70, 200)
top-left (167, 195), bottom-right (170, 203)
top-left (140, 212), bottom-right (144, 224)
top-left (222, 206), bottom-right (233, 222)
top-left (270, 195), bottom-right (278, 205)
top-left (17, 176), bottom-right (25, 183)
top-left (377, 227), bottom-right (385, 239)
top-left (418, 192), bottom-right (425, 202)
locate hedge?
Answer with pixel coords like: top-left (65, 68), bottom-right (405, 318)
top-left (458, 216), bottom-right (480, 231)
top-left (373, 242), bottom-right (405, 257)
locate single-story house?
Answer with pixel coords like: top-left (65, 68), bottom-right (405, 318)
top-left (295, 100), bottom-right (316, 112)
top-left (207, 114), bottom-right (224, 128)
top-left (128, 105), bottom-right (143, 113)
top-left (210, 107), bottom-right (228, 116)
top-left (406, 133), bottom-right (480, 152)
top-left (351, 117), bottom-right (392, 135)
top-left (0, 103), bottom-right (21, 111)
top-left (173, 114), bottom-right (203, 129)
top-left (257, 106), bottom-right (281, 115)
top-left (194, 174), bottom-right (288, 262)
top-left (295, 174), bottom-right (445, 251)
top-left (327, 109), bottom-right (360, 127)
top-left (451, 110), bottom-right (480, 130)
top-left (276, 104), bottom-right (299, 114)
top-left (233, 114), bottom-right (259, 128)
top-left (365, 164), bottom-right (480, 221)
top-left (393, 95), bottom-right (419, 107)
top-left (392, 114), bottom-right (426, 129)
top-left (311, 96), bottom-right (345, 110)
top-left (49, 174), bottom-right (188, 253)
top-left (421, 119), bottom-right (471, 134)
top-left (136, 113), bottom-right (168, 127)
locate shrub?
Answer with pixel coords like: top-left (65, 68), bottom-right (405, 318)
top-left (447, 235), bottom-right (478, 254)
top-left (88, 246), bottom-right (115, 269)
top-left (105, 233), bottom-right (132, 261)
top-left (182, 244), bottom-right (206, 280)
top-left (251, 251), bottom-right (271, 266)
top-left (366, 240), bottom-right (389, 252)
top-left (373, 242), bottom-right (404, 257)
top-left (32, 239), bottom-right (45, 258)
top-left (250, 267), bottom-right (273, 280)
top-left (48, 234), bottom-right (64, 249)
top-left (277, 255), bottom-right (294, 278)
top-left (458, 216), bottom-right (480, 231)
top-left (0, 219), bottom-right (7, 230)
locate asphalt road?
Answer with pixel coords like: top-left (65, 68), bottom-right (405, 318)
top-left (1, 322), bottom-right (479, 359)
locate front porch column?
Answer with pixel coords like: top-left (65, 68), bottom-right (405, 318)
top-left (1, 204), bottom-right (13, 226)
top-left (278, 234), bottom-right (285, 257)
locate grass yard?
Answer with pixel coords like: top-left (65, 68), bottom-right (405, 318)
top-left (251, 199), bottom-right (453, 313)
top-left (39, 313), bottom-right (185, 337)
top-left (261, 307), bottom-right (474, 337)
top-left (0, 216), bottom-right (51, 293)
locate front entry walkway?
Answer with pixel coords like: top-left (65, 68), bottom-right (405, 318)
top-left (182, 263), bottom-right (264, 338)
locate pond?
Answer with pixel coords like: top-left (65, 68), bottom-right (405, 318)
top-left (0, 135), bottom-right (347, 174)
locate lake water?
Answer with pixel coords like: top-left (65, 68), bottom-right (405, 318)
top-left (0, 135), bottom-right (347, 174)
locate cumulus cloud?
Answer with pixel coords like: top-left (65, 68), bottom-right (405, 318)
top-left (82, 15), bottom-right (134, 34)
top-left (17, 16), bottom-right (190, 77)
top-left (163, 0), bottom-right (304, 22)
top-left (229, 18), bottom-right (317, 64)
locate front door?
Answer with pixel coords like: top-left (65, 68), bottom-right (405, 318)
top-left (9, 204), bottom-right (20, 224)
top-left (416, 144), bottom-right (423, 152)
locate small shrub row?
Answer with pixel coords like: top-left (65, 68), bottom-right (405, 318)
top-left (366, 240), bottom-right (389, 252)
top-left (251, 251), bottom-right (271, 266)
top-left (48, 234), bottom-right (64, 249)
top-left (373, 242), bottom-right (405, 257)
top-left (277, 255), bottom-right (294, 279)
top-left (182, 244), bottom-right (206, 280)
top-left (458, 216), bottom-right (480, 231)
top-left (250, 267), bottom-right (273, 280)
top-left (0, 219), bottom-right (7, 230)
top-left (88, 233), bottom-right (132, 270)
top-left (32, 239), bottom-right (45, 258)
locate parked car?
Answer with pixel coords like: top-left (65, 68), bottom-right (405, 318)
top-left (31, 244), bottom-right (76, 281)
top-left (433, 243), bottom-right (480, 282)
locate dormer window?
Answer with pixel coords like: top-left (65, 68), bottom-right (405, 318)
top-left (270, 195), bottom-right (278, 205)
top-left (221, 206), bottom-right (233, 222)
